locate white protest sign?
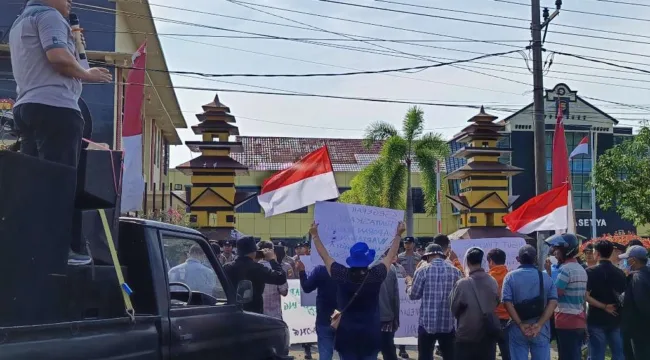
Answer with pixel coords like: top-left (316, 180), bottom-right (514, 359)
top-left (297, 256), bottom-right (317, 307)
top-left (450, 237), bottom-right (526, 271)
top-left (311, 202), bottom-right (404, 269)
top-left (282, 279), bottom-right (420, 345)
top-left (394, 281), bottom-right (420, 346)
top-left (282, 280), bottom-right (318, 344)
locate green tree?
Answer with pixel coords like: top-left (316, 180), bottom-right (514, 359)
top-left (340, 106), bottom-right (450, 236)
top-left (593, 126), bottom-right (650, 227)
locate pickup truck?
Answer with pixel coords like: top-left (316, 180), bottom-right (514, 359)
top-left (0, 218), bottom-right (292, 360)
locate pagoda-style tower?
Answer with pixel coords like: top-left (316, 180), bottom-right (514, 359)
top-left (176, 94), bottom-right (256, 239)
top-left (446, 107), bottom-right (525, 240)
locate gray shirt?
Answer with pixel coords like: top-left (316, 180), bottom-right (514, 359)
top-left (9, 0), bottom-right (82, 110)
top-left (168, 258), bottom-right (219, 298)
top-left (379, 264), bottom-right (400, 323)
top-left (398, 251), bottom-right (422, 277)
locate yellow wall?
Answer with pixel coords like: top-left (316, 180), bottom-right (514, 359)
top-left (168, 169), bottom-right (459, 240)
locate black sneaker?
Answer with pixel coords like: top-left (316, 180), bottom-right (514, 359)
top-left (68, 250), bottom-right (92, 266)
top-left (304, 346), bottom-right (312, 360)
top-left (399, 347), bottom-right (409, 359)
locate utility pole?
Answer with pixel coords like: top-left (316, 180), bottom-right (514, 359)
top-left (531, 0), bottom-right (561, 270)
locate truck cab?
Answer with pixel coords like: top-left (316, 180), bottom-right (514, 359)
top-left (0, 218), bottom-right (291, 360)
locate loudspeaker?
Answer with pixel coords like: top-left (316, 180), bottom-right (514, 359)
top-left (76, 149), bottom-right (123, 209)
top-left (66, 264), bottom-right (128, 320)
top-left (71, 208), bottom-right (119, 265)
top-left (0, 151), bottom-right (77, 326)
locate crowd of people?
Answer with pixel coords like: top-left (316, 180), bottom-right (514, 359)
top-left (199, 227), bottom-right (649, 360)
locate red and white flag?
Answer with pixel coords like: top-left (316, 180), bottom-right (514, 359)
top-left (552, 104), bottom-right (570, 188)
top-left (258, 146), bottom-right (339, 217)
top-left (503, 183), bottom-right (569, 234)
top-left (569, 136), bottom-right (589, 158)
top-left (120, 41), bottom-right (147, 213)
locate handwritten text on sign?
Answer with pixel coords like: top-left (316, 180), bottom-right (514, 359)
top-left (282, 279), bottom-right (419, 345)
top-left (451, 237), bottom-right (526, 271)
top-left (281, 280), bottom-right (318, 344)
top-left (310, 202), bottom-right (404, 269)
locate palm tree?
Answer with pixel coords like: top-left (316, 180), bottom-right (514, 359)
top-left (340, 106), bottom-right (450, 237)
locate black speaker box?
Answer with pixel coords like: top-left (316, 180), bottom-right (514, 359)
top-left (71, 208), bottom-right (119, 265)
top-left (0, 151), bottom-right (77, 326)
top-left (76, 149), bottom-right (123, 209)
top-left (66, 264), bottom-right (128, 320)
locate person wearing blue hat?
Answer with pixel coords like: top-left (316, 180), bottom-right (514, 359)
top-left (619, 245), bottom-right (650, 360)
top-left (545, 233), bottom-right (588, 360)
top-left (309, 220), bottom-right (406, 360)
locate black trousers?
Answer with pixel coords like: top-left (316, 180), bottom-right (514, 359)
top-left (13, 103), bottom-right (84, 169)
top-left (623, 335), bottom-right (650, 360)
top-left (455, 338), bottom-right (496, 360)
top-left (417, 326), bottom-right (455, 360)
top-left (494, 319), bottom-right (510, 360)
top-left (380, 331), bottom-right (398, 360)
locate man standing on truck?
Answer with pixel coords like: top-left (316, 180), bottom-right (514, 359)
top-left (9, 0), bottom-right (112, 266)
top-left (224, 236), bottom-right (287, 314)
top-left (168, 245), bottom-right (218, 297)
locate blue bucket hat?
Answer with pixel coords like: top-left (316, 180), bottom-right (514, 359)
top-left (346, 242), bottom-right (376, 268)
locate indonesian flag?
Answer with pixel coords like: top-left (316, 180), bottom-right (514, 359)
top-left (120, 42), bottom-right (147, 213)
top-left (551, 103), bottom-right (576, 234)
top-left (503, 183), bottom-right (569, 234)
top-left (258, 146), bottom-right (339, 217)
top-left (552, 104), bottom-right (569, 188)
top-left (569, 136), bottom-right (589, 158)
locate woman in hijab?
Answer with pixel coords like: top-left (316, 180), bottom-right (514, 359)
top-left (309, 221), bottom-right (406, 360)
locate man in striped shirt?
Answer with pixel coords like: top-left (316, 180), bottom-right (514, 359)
top-left (546, 233), bottom-right (588, 360)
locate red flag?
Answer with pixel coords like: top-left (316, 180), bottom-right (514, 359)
top-left (552, 104), bottom-right (570, 188)
top-left (121, 41), bottom-right (147, 213)
top-left (257, 146), bottom-right (339, 217)
top-left (503, 183), bottom-right (569, 234)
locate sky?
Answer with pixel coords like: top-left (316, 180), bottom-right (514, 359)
top-left (147, 0), bottom-right (650, 167)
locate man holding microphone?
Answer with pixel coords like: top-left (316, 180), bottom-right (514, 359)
top-left (9, 0), bottom-right (112, 264)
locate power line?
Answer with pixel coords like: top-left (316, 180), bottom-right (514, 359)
top-left (78, 2), bottom-right (650, 77)
top-left (493, 0), bottom-right (650, 23)
top-left (377, 0), bottom-right (650, 42)
top-left (209, 1), bottom-right (650, 71)
top-left (590, 0), bottom-right (650, 8)
top-left (317, 0), bottom-right (650, 46)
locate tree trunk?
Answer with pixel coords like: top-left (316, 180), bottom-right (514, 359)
top-left (406, 158), bottom-right (413, 237)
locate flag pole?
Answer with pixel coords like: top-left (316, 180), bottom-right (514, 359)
top-left (590, 129), bottom-right (598, 239)
top-left (436, 160), bottom-right (442, 234)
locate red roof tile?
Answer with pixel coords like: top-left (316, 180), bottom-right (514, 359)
top-left (230, 136), bottom-right (446, 173)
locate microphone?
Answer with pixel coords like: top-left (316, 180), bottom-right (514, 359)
top-left (68, 13), bottom-right (89, 69)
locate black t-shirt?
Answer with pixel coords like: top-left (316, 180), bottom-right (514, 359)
top-left (586, 260), bottom-right (626, 328)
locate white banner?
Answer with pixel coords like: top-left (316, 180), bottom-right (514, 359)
top-left (395, 281), bottom-right (420, 345)
top-left (283, 279), bottom-right (419, 345)
top-left (282, 280), bottom-right (318, 344)
top-left (450, 237), bottom-right (526, 271)
top-left (310, 202), bottom-right (404, 270)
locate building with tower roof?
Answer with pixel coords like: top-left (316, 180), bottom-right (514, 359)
top-left (445, 106), bottom-right (525, 240)
top-left (176, 94), bottom-right (256, 240)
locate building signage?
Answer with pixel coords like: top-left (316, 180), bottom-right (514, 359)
top-left (577, 218), bottom-right (607, 227)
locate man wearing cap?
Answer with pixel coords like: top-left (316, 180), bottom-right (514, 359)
top-left (610, 242), bottom-right (626, 270)
top-left (433, 234), bottom-right (464, 275)
top-left (502, 245), bottom-right (558, 360)
top-left (219, 240), bottom-right (237, 265)
top-left (619, 245), bottom-right (650, 360)
top-left (258, 240), bottom-right (289, 320)
top-left (223, 236), bottom-right (287, 314)
top-left (406, 243), bottom-right (461, 360)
